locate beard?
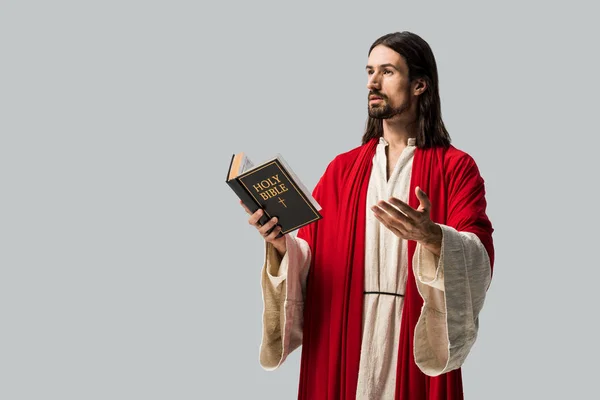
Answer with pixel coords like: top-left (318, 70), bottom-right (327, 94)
top-left (368, 92), bottom-right (411, 119)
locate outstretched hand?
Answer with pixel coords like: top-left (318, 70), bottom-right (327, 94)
top-left (370, 186), bottom-right (442, 256)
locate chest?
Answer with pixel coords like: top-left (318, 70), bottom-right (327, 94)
top-left (385, 150), bottom-right (406, 181)
top-left (386, 154), bottom-right (400, 180)
top-left (369, 146), bottom-right (415, 203)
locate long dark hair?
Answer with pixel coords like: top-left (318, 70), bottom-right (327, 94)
top-left (362, 32), bottom-right (451, 148)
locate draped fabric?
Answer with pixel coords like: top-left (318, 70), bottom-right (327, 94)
top-left (296, 139), bottom-right (494, 399)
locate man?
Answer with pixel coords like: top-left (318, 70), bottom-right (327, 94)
top-left (241, 31), bottom-right (494, 400)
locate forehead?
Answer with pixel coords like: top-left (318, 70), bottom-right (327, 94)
top-left (367, 45), bottom-right (406, 70)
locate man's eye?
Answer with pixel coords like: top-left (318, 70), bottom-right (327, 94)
top-left (383, 70), bottom-right (393, 75)
top-left (367, 70), bottom-right (374, 75)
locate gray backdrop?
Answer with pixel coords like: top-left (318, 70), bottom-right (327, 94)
top-left (2, 1), bottom-right (599, 399)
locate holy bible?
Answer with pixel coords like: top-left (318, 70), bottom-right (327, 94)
top-left (226, 152), bottom-right (322, 235)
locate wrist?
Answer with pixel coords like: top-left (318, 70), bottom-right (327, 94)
top-left (421, 223), bottom-right (442, 256)
top-left (274, 240), bottom-right (287, 258)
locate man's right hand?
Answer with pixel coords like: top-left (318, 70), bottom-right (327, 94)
top-left (240, 200), bottom-right (287, 258)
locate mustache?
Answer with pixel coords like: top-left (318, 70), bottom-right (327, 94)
top-left (368, 91), bottom-right (386, 99)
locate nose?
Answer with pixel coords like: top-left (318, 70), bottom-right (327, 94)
top-left (367, 73), bottom-right (381, 91)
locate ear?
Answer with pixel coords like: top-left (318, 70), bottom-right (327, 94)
top-left (412, 78), bottom-right (427, 96)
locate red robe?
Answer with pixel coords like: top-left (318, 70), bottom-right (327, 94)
top-left (296, 138), bottom-right (495, 399)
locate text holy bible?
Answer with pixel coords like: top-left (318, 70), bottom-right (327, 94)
top-left (226, 152), bottom-right (322, 235)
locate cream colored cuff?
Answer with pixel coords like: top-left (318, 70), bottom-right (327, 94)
top-left (415, 224), bottom-right (457, 292)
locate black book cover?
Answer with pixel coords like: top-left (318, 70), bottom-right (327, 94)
top-left (226, 155), bottom-right (322, 235)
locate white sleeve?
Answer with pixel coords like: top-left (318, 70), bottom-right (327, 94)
top-left (412, 223), bottom-right (491, 376)
top-left (259, 234), bottom-right (311, 370)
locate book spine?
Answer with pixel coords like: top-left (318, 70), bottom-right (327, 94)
top-left (227, 178), bottom-right (271, 227)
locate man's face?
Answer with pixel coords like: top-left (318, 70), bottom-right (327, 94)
top-left (366, 45), bottom-right (416, 120)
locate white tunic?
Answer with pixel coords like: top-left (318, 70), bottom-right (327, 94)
top-left (356, 136), bottom-right (416, 399)
top-left (258, 138), bottom-right (492, 399)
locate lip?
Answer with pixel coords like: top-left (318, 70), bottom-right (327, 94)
top-left (369, 96), bottom-right (383, 101)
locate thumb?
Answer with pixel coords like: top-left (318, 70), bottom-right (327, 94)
top-left (415, 186), bottom-right (431, 210)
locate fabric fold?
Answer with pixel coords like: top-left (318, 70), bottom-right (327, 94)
top-left (259, 235), bottom-right (311, 370)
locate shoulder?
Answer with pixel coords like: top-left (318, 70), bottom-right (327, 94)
top-left (440, 145), bottom-right (486, 190)
top-left (320, 142), bottom-right (371, 177)
top-left (418, 144), bottom-right (481, 176)
top-left (443, 145), bottom-right (478, 169)
top-left (330, 143), bottom-right (368, 168)
top-left (312, 141), bottom-right (374, 195)
top-left (438, 145), bottom-right (483, 178)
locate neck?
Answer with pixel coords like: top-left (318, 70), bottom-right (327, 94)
top-left (382, 118), bottom-right (417, 151)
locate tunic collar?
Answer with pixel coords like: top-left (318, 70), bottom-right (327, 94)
top-left (379, 137), bottom-right (417, 147)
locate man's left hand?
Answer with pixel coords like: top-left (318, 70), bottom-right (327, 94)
top-left (371, 186), bottom-right (443, 256)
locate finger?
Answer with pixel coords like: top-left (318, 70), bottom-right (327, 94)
top-left (375, 200), bottom-right (415, 224)
top-left (248, 208), bottom-right (264, 226)
top-left (373, 212), bottom-right (406, 238)
top-left (258, 217), bottom-right (279, 237)
top-left (386, 197), bottom-right (420, 220)
top-left (415, 186), bottom-right (431, 211)
top-left (371, 204), bottom-right (409, 231)
top-left (265, 224), bottom-right (283, 241)
top-left (240, 200), bottom-right (253, 215)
